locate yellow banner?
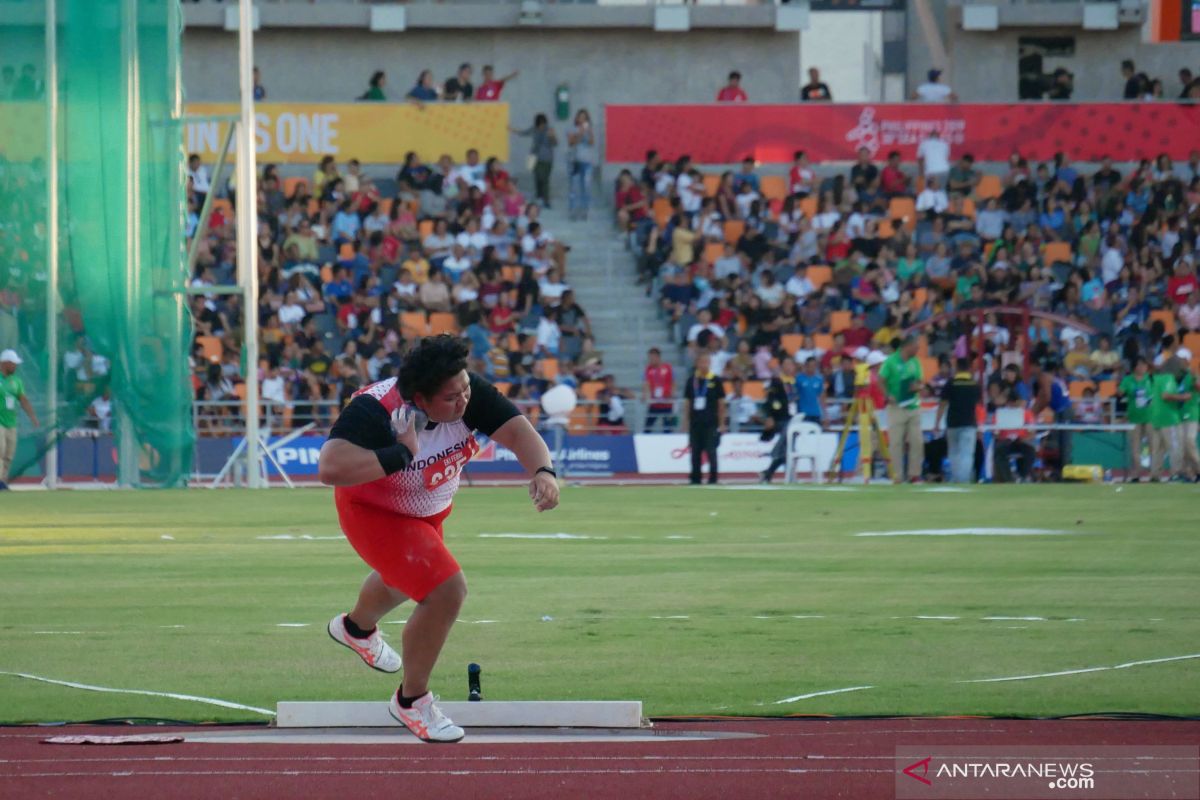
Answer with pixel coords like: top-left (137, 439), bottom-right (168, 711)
top-left (184, 102), bottom-right (509, 164)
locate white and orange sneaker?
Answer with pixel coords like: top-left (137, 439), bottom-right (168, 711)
top-left (389, 691), bottom-right (465, 743)
top-left (327, 614), bottom-right (402, 674)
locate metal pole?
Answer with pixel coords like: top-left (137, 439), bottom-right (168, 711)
top-left (117, 0), bottom-right (141, 488)
top-left (237, 0), bottom-right (263, 487)
top-left (44, 0), bottom-right (59, 489)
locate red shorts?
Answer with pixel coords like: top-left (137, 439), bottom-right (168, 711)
top-left (334, 494), bottom-right (461, 602)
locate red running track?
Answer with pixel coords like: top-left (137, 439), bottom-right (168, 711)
top-left (2, 718), bottom-right (1198, 800)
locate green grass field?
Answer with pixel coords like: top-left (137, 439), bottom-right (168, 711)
top-left (1, 484), bottom-right (1198, 724)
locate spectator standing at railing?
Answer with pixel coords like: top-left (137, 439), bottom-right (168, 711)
top-left (716, 71), bottom-right (747, 102)
top-left (800, 67), bottom-right (832, 102)
top-left (443, 63), bottom-right (474, 102)
top-left (359, 71), bottom-right (387, 102)
top-left (475, 65), bottom-right (519, 102)
top-left (1120, 60), bottom-right (1140, 100)
top-left (913, 69), bottom-right (957, 103)
top-left (917, 130), bottom-right (951, 186)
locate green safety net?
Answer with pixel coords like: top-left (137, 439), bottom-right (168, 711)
top-left (0, 0), bottom-right (193, 486)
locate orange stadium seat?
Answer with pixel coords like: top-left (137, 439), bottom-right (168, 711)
top-left (1069, 381), bottom-right (1097, 399)
top-left (702, 174), bottom-right (721, 197)
top-left (196, 335), bottom-right (222, 362)
top-left (888, 197), bottom-right (916, 230)
top-left (418, 219), bottom-right (434, 240)
top-left (1043, 242), bottom-right (1073, 265)
top-left (829, 310), bottom-right (852, 334)
top-left (962, 198), bottom-right (977, 218)
top-left (652, 197), bottom-right (672, 227)
top-left (780, 333), bottom-right (804, 357)
top-left (1150, 309), bottom-right (1176, 335)
top-left (760, 176), bottom-right (787, 201)
top-left (975, 174), bottom-right (1002, 200)
top-left (579, 381), bottom-right (605, 401)
top-left (400, 312), bottom-right (428, 339)
top-left (541, 358), bottom-right (559, 379)
top-left (807, 265), bottom-right (832, 289)
top-left (912, 287), bottom-right (929, 310)
top-left (723, 220), bottom-right (745, 243)
top-left (1184, 333), bottom-right (1200, 362)
top-left (742, 380), bottom-right (766, 401)
top-left (813, 333), bottom-right (835, 352)
top-left (919, 357), bottom-right (938, 379)
top-left (283, 177), bottom-right (308, 197)
top-left (1098, 380), bottom-right (1117, 399)
top-left (702, 241), bottom-right (725, 265)
top-left (428, 312), bottom-right (458, 335)
top-left (799, 196), bottom-right (818, 218)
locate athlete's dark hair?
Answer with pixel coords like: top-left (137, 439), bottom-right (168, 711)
top-left (399, 334), bottom-right (469, 401)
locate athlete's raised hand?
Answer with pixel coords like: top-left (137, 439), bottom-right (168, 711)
top-left (391, 404), bottom-right (421, 456)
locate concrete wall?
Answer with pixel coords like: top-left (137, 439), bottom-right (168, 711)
top-left (800, 11), bottom-right (885, 102)
top-left (947, 27), bottom-right (1199, 102)
top-left (183, 27), bottom-right (801, 168)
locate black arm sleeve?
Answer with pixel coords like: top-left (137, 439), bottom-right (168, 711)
top-left (327, 395), bottom-right (396, 451)
top-left (462, 372), bottom-right (521, 436)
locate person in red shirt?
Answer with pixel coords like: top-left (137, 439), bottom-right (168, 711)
top-left (716, 71), bottom-right (747, 102)
top-left (475, 64), bottom-right (519, 102)
top-left (643, 347), bottom-right (675, 432)
top-left (615, 171), bottom-right (648, 232)
top-left (824, 222), bottom-right (852, 262)
top-left (879, 150), bottom-right (910, 198)
top-left (843, 314), bottom-right (873, 349)
top-left (788, 150), bottom-right (814, 197)
top-left (1167, 261), bottom-right (1198, 306)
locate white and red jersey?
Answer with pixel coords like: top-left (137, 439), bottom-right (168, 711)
top-left (329, 374), bottom-right (519, 518)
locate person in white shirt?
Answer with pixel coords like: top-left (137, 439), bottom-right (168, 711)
top-left (677, 169), bottom-right (704, 216)
top-left (916, 177), bottom-right (949, 215)
top-left (187, 154), bottom-right (211, 204)
top-left (785, 265), bottom-right (815, 301)
top-left (441, 244), bottom-right (473, 283)
top-left (734, 184), bottom-right (761, 220)
top-left (686, 309), bottom-right (725, 346)
top-left (917, 130), bottom-right (951, 183)
top-left (88, 389), bottom-right (113, 433)
top-left (914, 69), bottom-right (957, 103)
top-left (278, 292), bottom-right (307, 328)
top-left (538, 268), bottom-right (570, 307)
top-left (455, 218), bottom-right (488, 256)
top-left (449, 149), bottom-right (487, 193)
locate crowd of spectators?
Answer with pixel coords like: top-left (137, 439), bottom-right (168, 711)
top-left (616, 138), bottom-right (1200, 442)
top-left (186, 146), bottom-right (603, 431)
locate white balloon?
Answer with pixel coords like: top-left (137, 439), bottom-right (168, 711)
top-left (541, 384), bottom-right (578, 417)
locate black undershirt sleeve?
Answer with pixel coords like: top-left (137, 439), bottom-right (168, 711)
top-left (326, 395), bottom-right (396, 451)
top-left (462, 373), bottom-right (522, 436)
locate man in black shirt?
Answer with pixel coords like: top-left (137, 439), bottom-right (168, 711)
top-left (849, 147), bottom-right (879, 206)
top-left (1121, 59), bottom-right (1139, 99)
top-left (443, 63), bottom-right (474, 101)
top-left (800, 67), bottom-right (832, 101)
top-left (935, 357), bottom-right (980, 483)
top-left (682, 352), bottom-right (726, 485)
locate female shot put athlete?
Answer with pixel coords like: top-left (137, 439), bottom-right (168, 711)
top-left (318, 335), bottom-right (558, 742)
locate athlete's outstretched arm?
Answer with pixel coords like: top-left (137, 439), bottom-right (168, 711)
top-left (490, 415), bottom-right (559, 512)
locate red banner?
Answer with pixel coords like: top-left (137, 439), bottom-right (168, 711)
top-left (604, 103), bottom-right (1200, 164)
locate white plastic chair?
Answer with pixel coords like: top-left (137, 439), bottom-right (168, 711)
top-left (784, 419), bottom-right (824, 484)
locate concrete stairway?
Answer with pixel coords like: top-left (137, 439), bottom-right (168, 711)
top-left (538, 201), bottom-right (675, 392)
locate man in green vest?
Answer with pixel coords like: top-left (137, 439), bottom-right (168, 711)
top-left (1171, 350), bottom-right (1199, 481)
top-left (0, 349), bottom-right (39, 490)
top-left (1118, 356), bottom-right (1153, 482)
top-left (879, 337), bottom-right (924, 482)
top-left (1148, 357), bottom-right (1191, 482)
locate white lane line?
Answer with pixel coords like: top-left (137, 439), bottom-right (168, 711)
top-left (31, 631), bottom-right (84, 635)
top-left (855, 528), bottom-right (1074, 537)
top-left (791, 615), bottom-right (825, 619)
top-left (773, 686), bottom-right (875, 704)
top-left (0, 672), bottom-right (275, 716)
top-left (982, 616), bottom-right (1047, 621)
top-left (649, 615), bottom-right (690, 620)
top-left (275, 624), bottom-right (310, 628)
top-left (478, 533), bottom-right (608, 540)
top-left (255, 534), bottom-right (341, 541)
top-left (960, 653), bottom-right (1200, 683)
top-left (912, 616), bottom-right (960, 620)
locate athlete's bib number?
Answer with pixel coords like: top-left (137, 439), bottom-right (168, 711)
top-left (420, 437), bottom-right (480, 491)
